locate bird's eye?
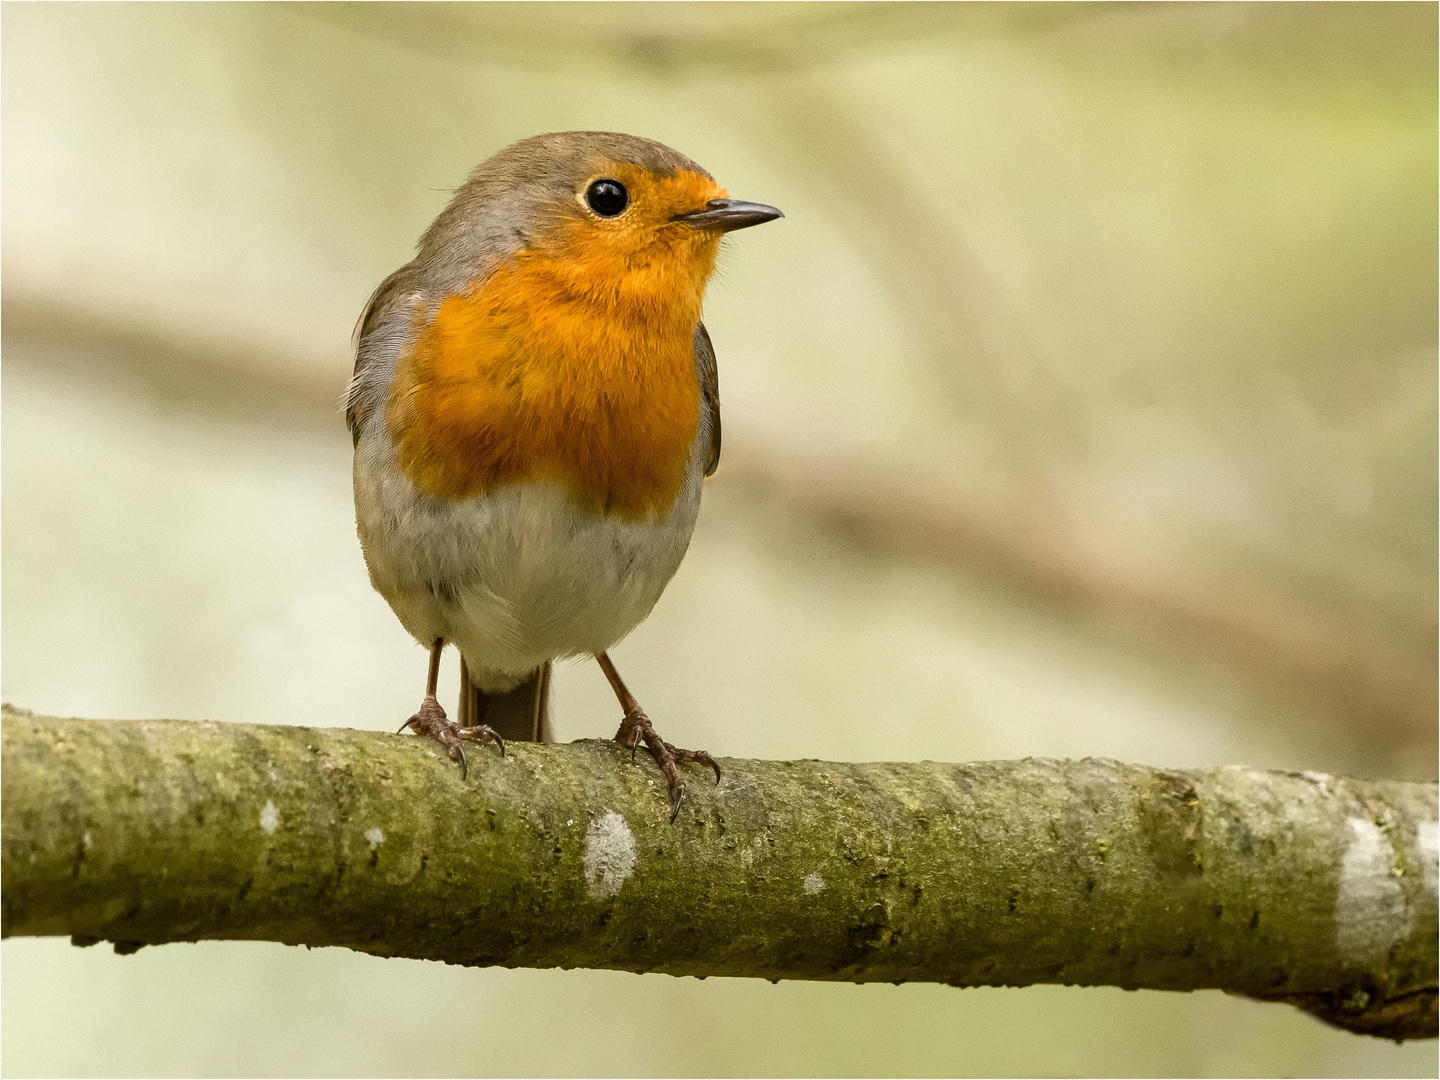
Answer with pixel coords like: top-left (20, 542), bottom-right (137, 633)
top-left (585, 179), bottom-right (629, 218)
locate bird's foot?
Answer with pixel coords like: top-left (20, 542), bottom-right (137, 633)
top-left (399, 694), bottom-right (504, 780)
top-left (614, 705), bottom-right (721, 822)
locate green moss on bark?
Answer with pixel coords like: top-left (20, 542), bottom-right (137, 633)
top-left (3, 706), bottom-right (1435, 1039)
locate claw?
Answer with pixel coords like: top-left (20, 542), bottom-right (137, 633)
top-left (597, 653), bottom-right (718, 822)
top-left (614, 708), bottom-right (716, 821)
top-left (674, 746), bottom-right (721, 786)
top-left (457, 724), bottom-right (504, 761)
top-left (397, 695), bottom-right (500, 779)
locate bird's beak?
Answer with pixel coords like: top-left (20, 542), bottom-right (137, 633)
top-left (674, 199), bottom-right (784, 232)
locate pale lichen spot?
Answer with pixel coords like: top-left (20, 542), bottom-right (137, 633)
top-left (1336, 817), bottom-right (1412, 961)
top-left (583, 811), bottom-right (636, 900)
top-left (259, 801), bottom-right (281, 835)
top-left (1301, 771), bottom-right (1332, 797)
top-left (803, 872), bottom-right (826, 895)
top-left (365, 827), bottom-right (385, 851)
top-left (1417, 820), bottom-right (1438, 897)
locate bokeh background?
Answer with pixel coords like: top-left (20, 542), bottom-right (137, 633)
top-left (3, 2), bottom-right (1436, 1076)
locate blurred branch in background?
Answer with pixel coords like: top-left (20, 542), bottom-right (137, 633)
top-left (4, 708), bottom-right (1436, 1041)
top-left (4, 279), bottom-right (1432, 778)
top-left (304, 1), bottom-right (1104, 74)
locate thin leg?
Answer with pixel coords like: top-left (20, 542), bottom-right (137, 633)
top-left (398, 638), bottom-right (505, 778)
top-left (426, 636), bottom-right (442, 696)
top-left (597, 651), bottom-right (720, 822)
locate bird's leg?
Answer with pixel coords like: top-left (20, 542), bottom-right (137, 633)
top-left (398, 638), bottom-right (504, 779)
top-left (596, 651), bottom-right (720, 821)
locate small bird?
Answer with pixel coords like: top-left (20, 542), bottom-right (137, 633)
top-left (347, 131), bottom-right (782, 818)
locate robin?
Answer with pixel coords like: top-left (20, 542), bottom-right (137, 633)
top-left (347, 131), bottom-right (782, 819)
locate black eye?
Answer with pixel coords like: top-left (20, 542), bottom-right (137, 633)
top-left (585, 179), bottom-right (628, 218)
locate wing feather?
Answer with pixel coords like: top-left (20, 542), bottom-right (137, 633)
top-left (346, 263), bottom-right (418, 443)
top-left (693, 322), bottom-right (721, 477)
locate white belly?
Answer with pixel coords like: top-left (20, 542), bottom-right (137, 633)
top-left (353, 425), bottom-right (704, 692)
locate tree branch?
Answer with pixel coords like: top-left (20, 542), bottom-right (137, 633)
top-left (3, 706), bottom-right (1435, 1040)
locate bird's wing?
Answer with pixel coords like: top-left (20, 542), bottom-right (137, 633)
top-left (694, 321), bottom-right (721, 477)
top-left (346, 263), bottom-right (419, 444)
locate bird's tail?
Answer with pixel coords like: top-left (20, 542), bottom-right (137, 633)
top-left (459, 660), bottom-right (553, 743)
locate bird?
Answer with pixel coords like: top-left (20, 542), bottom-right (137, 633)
top-left (346, 131), bottom-right (782, 819)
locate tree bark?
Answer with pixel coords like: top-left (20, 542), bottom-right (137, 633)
top-left (3, 706), bottom-right (1435, 1040)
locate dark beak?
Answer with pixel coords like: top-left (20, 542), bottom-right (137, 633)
top-left (674, 199), bottom-right (784, 232)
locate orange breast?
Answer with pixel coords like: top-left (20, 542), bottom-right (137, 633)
top-left (385, 225), bottom-right (716, 520)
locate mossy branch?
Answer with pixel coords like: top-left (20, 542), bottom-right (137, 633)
top-left (2, 706), bottom-right (1435, 1040)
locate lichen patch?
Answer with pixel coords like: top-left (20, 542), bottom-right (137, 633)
top-left (1417, 820), bottom-right (1438, 897)
top-left (259, 801), bottom-right (281, 835)
top-left (1336, 817), bottom-right (1412, 961)
top-left (803, 872), bottom-right (826, 895)
top-left (583, 811), bottom-right (636, 900)
top-left (1301, 771), bottom-right (1332, 797)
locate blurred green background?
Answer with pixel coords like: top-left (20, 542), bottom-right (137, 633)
top-left (2, 2), bottom-right (1436, 1076)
